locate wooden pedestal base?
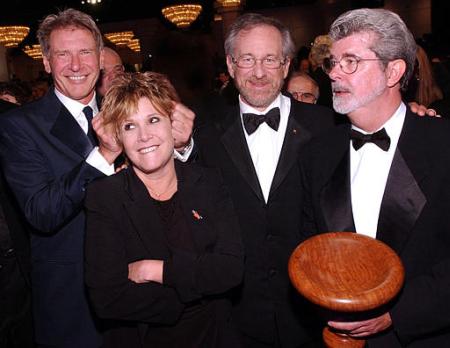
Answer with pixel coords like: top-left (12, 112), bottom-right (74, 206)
top-left (323, 327), bottom-right (365, 348)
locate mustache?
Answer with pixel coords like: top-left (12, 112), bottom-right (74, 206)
top-left (332, 82), bottom-right (351, 93)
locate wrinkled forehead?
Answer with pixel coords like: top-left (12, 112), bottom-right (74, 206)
top-left (330, 31), bottom-right (377, 58)
top-left (234, 25), bottom-right (283, 57)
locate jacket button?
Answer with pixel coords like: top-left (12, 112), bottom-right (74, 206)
top-left (269, 269), bottom-right (277, 278)
top-left (266, 234), bottom-right (273, 241)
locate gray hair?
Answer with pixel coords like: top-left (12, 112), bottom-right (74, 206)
top-left (37, 8), bottom-right (104, 57)
top-left (224, 13), bottom-right (295, 59)
top-left (329, 8), bottom-right (416, 90)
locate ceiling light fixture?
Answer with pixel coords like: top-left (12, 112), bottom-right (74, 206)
top-left (127, 39), bottom-right (141, 52)
top-left (104, 31), bottom-right (135, 46)
top-left (0, 26), bottom-right (30, 48)
top-left (161, 4), bottom-right (202, 29)
top-left (23, 44), bottom-right (43, 60)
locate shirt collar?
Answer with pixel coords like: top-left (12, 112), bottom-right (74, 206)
top-left (54, 88), bottom-right (99, 118)
top-left (352, 102), bottom-right (406, 150)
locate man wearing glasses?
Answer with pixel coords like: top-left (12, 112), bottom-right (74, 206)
top-left (195, 13), bottom-right (336, 348)
top-left (301, 8), bottom-right (450, 347)
top-left (287, 72), bottom-right (320, 104)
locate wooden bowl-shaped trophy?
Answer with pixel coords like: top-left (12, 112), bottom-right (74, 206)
top-left (289, 232), bottom-right (404, 348)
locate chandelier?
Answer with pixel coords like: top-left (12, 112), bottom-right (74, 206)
top-left (23, 44), bottom-right (43, 60)
top-left (215, 0), bottom-right (242, 7)
top-left (161, 4), bottom-right (202, 29)
top-left (104, 31), bottom-right (134, 46)
top-left (127, 39), bottom-right (140, 52)
top-left (0, 26), bottom-right (29, 47)
top-left (81, 0), bottom-right (101, 4)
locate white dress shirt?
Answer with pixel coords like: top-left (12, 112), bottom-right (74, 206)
top-left (54, 89), bottom-right (115, 176)
top-left (350, 102), bottom-right (406, 238)
top-left (240, 94), bottom-right (290, 202)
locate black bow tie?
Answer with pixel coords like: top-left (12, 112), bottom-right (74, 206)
top-left (242, 107), bottom-right (280, 135)
top-left (350, 128), bottom-right (391, 151)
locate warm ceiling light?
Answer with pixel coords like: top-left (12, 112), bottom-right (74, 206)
top-left (161, 4), bottom-right (202, 29)
top-left (23, 44), bottom-right (43, 60)
top-left (215, 0), bottom-right (242, 7)
top-left (81, 0), bottom-right (102, 4)
top-left (0, 26), bottom-right (29, 47)
top-left (127, 39), bottom-right (140, 52)
top-left (104, 31), bottom-right (134, 46)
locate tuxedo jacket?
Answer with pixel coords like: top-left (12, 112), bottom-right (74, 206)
top-left (301, 109), bottom-right (450, 347)
top-left (84, 163), bottom-right (244, 347)
top-left (0, 89), bottom-right (104, 347)
top-left (195, 98), bottom-right (338, 347)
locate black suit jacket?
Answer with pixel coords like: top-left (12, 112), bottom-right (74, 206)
top-left (84, 163), bottom-right (244, 347)
top-left (195, 97), bottom-right (338, 346)
top-left (301, 109), bottom-right (450, 347)
top-left (0, 89), bottom-right (104, 347)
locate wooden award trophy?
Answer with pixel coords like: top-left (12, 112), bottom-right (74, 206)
top-left (288, 232), bottom-right (404, 348)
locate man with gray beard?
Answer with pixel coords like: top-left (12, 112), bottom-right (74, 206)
top-left (300, 8), bottom-right (450, 347)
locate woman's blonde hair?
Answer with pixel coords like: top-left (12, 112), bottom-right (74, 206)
top-left (101, 71), bottom-right (180, 140)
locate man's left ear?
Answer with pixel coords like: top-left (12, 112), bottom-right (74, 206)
top-left (282, 57), bottom-right (291, 78)
top-left (386, 59), bottom-right (406, 87)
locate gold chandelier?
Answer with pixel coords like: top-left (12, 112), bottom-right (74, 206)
top-left (161, 4), bottom-right (202, 29)
top-left (104, 31), bottom-right (134, 46)
top-left (0, 26), bottom-right (29, 47)
top-left (215, 0), bottom-right (242, 7)
top-left (127, 38), bottom-right (140, 52)
top-left (23, 44), bottom-right (43, 60)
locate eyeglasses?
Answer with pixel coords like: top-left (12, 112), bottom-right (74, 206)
top-left (231, 55), bottom-right (287, 69)
top-left (289, 91), bottom-right (317, 104)
top-left (322, 55), bottom-right (383, 75)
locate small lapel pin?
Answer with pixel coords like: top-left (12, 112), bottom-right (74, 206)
top-left (292, 128), bottom-right (298, 134)
top-left (192, 210), bottom-right (203, 220)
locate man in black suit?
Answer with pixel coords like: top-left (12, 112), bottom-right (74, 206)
top-left (0, 9), bottom-right (194, 348)
top-left (301, 8), bottom-right (450, 346)
top-left (195, 13), bottom-right (336, 347)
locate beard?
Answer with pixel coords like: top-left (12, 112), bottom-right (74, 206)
top-left (237, 76), bottom-right (283, 109)
top-left (332, 74), bottom-right (387, 115)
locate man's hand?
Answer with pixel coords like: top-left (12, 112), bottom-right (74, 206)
top-left (171, 102), bottom-right (195, 151)
top-left (128, 259), bottom-right (163, 284)
top-left (328, 312), bottom-right (392, 338)
top-left (92, 112), bottom-right (122, 164)
top-left (408, 102), bottom-right (440, 117)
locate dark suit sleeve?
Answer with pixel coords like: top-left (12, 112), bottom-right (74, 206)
top-left (163, 175), bottom-right (244, 303)
top-left (390, 255), bottom-right (450, 344)
top-left (84, 181), bottom-right (185, 324)
top-left (0, 115), bottom-right (104, 233)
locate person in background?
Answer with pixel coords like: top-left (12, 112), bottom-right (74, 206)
top-left (97, 47), bottom-right (124, 98)
top-left (301, 8), bottom-right (450, 347)
top-left (85, 71), bottom-right (244, 348)
top-left (286, 71), bottom-right (320, 104)
top-left (404, 45), bottom-right (448, 117)
top-left (309, 34), bottom-right (333, 108)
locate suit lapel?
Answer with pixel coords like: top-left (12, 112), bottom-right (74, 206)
top-left (175, 164), bottom-right (215, 251)
top-left (123, 168), bottom-right (170, 259)
top-left (48, 91), bottom-right (93, 159)
top-left (220, 107), bottom-right (264, 202)
top-left (377, 111), bottom-right (427, 254)
top-left (320, 126), bottom-right (355, 232)
top-left (269, 104), bottom-right (313, 198)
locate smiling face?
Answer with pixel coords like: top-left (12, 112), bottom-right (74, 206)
top-left (43, 27), bottom-right (102, 104)
top-left (226, 25), bottom-right (290, 111)
top-left (120, 97), bottom-right (174, 180)
top-left (328, 32), bottom-right (389, 117)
